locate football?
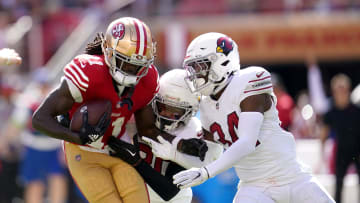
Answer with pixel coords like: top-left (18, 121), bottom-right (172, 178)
top-left (70, 100), bottom-right (112, 132)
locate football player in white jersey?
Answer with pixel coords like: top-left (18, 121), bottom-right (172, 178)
top-left (110, 69), bottom-right (223, 203)
top-left (172, 32), bottom-right (335, 203)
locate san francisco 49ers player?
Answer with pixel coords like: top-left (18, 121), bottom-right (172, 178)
top-left (32, 17), bottom-right (159, 203)
top-left (108, 69), bottom-right (223, 203)
top-left (172, 32), bottom-right (335, 203)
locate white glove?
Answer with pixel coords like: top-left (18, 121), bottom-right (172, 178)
top-left (173, 167), bottom-right (209, 189)
top-left (142, 136), bottom-right (177, 160)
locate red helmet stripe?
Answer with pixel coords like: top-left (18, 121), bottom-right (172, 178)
top-left (133, 20), bottom-right (141, 54)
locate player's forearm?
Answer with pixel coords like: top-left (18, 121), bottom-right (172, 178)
top-left (206, 112), bottom-right (263, 177)
top-left (32, 110), bottom-right (81, 144)
top-left (135, 160), bottom-right (180, 201)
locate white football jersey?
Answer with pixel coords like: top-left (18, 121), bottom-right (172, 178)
top-left (200, 66), bottom-right (310, 186)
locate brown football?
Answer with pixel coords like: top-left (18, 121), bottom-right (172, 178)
top-left (70, 100), bottom-right (112, 132)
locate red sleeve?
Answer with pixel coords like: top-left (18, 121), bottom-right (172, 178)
top-left (141, 64), bottom-right (160, 105)
top-left (63, 54), bottom-right (105, 102)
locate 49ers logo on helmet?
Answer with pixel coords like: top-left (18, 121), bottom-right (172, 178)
top-left (112, 23), bottom-right (125, 39)
top-left (216, 37), bottom-right (233, 56)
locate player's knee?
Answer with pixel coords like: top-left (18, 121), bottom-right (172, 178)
top-left (112, 163), bottom-right (147, 196)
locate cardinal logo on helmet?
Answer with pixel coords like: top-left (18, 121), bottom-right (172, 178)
top-left (216, 37), bottom-right (233, 56)
top-left (112, 23), bottom-right (125, 39)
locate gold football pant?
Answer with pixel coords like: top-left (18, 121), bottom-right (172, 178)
top-left (64, 142), bottom-right (149, 203)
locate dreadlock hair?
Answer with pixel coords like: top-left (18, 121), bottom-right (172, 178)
top-left (85, 32), bottom-right (104, 55)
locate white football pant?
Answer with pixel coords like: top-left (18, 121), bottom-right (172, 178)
top-left (147, 184), bottom-right (192, 203)
top-left (233, 175), bottom-right (335, 203)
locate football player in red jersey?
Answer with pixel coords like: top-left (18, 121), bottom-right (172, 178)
top-left (33, 17), bottom-right (207, 203)
top-left (32, 17), bottom-right (161, 203)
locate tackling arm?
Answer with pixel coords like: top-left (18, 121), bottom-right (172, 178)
top-left (205, 93), bottom-right (271, 177)
top-left (134, 105), bottom-right (208, 159)
top-left (108, 135), bottom-right (181, 201)
top-left (173, 94), bottom-right (271, 188)
top-left (143, 135), bottom-right (223, 169)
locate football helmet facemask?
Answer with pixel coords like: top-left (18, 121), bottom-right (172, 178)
top-left (152, 69), bottom-right (200, 133)
top-left (102, 17), bottom-right (155, 86)
top-left (183, 32), bottom-right (240, 96)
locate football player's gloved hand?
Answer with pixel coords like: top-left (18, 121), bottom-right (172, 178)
top-left (142, 136), bottom-right (176, 161)
top-left (56, 113), bottom-right (70, 128)
top-left (173, 167), bottom-right (210, 189)
top-left (108, 135), bottom-right (141, 166)
top-left (79, 109), bottom-right (110, 145)
top-left (178, 138), bottom-right (208, 161)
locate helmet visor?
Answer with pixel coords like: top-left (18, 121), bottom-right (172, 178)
top-left (184, 58), bottom-right (212, 93)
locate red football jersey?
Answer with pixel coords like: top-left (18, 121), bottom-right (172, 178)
top-left (63, 54), bottom-right (159, 149)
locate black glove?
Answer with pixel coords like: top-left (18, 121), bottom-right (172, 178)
top-left (79, 109), bottom-right (110, 145)
top-left (108, 135), bottom-right (141, 166)
top-left (109, 135), bottom-right (180, 201)
top-left (178, 138), bottom-right (208, 161)
top-left (56, 113), bottom-right (70, 128)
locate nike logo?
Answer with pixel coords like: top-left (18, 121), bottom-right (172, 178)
top-left (125, 148), bottom-right (136, 157)
top-left (256, 71), bottom-right (265, 78)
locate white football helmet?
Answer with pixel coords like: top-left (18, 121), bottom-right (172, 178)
top-left (102, 17), bottom-right (155, 86)
top-left (152, 69), bottom-right (200, 133)
top-left (183, 32), bottom-right (240, 96)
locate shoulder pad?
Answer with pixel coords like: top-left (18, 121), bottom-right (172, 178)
top-left (242, 66), bottom-right (273, 95)
top-left (63, 54), bottom-right (104, 92)
top-left (140, 64), bottom-right (160, 93)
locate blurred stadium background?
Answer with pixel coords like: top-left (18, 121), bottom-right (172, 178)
top-left (0, 0), bottom-right (359, 202)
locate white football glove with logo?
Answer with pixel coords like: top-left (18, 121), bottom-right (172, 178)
top-left (172, 167), bottom-right (209, 189)
top-left (142, 135), bottom-right (180, 161)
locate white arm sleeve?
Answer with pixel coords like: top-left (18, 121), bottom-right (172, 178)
top-left (173, 140), bottom-right (223, 169)
top-left (206, 112), bottom-right (263, 177)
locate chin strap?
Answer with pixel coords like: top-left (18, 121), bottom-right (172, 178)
top-left (211, 72), bottom-right (234, 96)
top-left (119, 86), bottom-right (135, 110)
top-left (113, 79), bottom-right (135, 111)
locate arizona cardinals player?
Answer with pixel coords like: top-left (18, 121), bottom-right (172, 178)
top-left (172, 32), bottom-right (335, 203)
top-left (109, 69), bottom-right (223, 203)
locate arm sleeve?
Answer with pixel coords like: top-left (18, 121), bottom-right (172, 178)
top-left (134, 160), bottom-right (180, 201)
top-left (206, 112), bottom-right (263, 177)
top-left (173, 140), bottom-right (223, 169)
